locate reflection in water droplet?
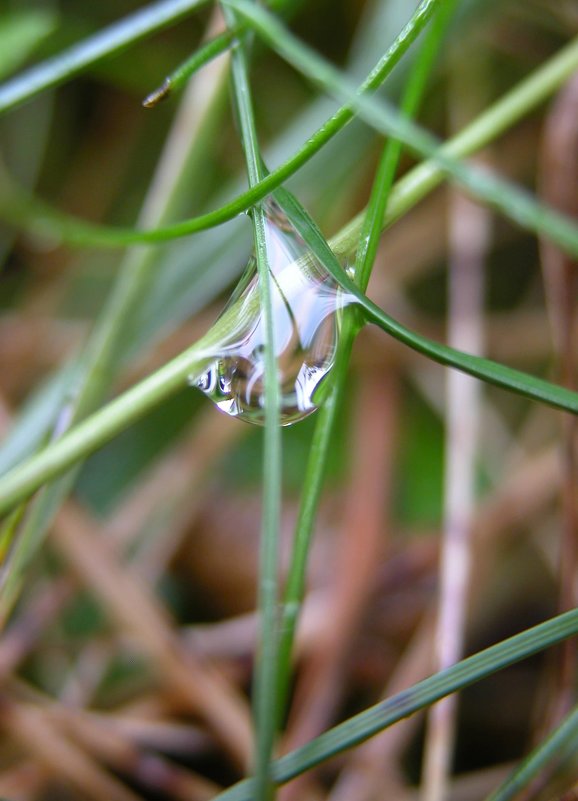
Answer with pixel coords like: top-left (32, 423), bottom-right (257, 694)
top-left (191, 200), bottom-right (354, 426)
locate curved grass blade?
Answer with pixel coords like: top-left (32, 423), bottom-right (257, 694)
top-left (225, 0), bottom-right (578, 261)
top-left (274, 188), bottom-right (578, 416)
top-left (142, 0), bottom-right (292, 108)
top-left (0, 0), bottom-right (444, 247)
top-left (143, 29), bottom-right (235, 107)
top-left (3, 16), bottom-right (578, 255)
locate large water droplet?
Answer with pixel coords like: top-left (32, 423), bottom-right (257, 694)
top-left (192, 200), bottom-right (354, 426)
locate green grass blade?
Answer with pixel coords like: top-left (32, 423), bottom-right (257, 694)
top-left (0, 11), bottom-right (56, 81)
top-left (0, 0), bottom-right (211, 114)
top-left (275, 186), bottom-right (578, 415)
top-left (224, 5), bottom-right (282, 797)
top-left (274, 0), bottom-right (453, 729)
top-left (143, 29), bottom-right (235, 107)
top-left (3, 20), bottom-right (578, 252)
top-left (212, 608), bottom-right (578, 799)
top-left (0, 0), bottom-right (443, 247)
top-left (0, 47), bottom-right (231, 615)
top-left (354, 0), bottom-right (458, 292)
top-left (3, 185), bottom-right (578, 519)
top-left (225, 0), bottom-right (578, 260)
top-left (274, 386), bottom-right (345, 723)
top-left (142, 0), bottom-right (295, 108)
top-left (484, 705), bottom-right (578, 801)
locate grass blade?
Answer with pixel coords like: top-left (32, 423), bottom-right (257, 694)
top-left (226, 0), bottom-right (578, 261)
top-left (274, 387), bottom-right (344, 723)
top-left (484, 704), bottom-right (578, 801)
top-left (353, 0), bottom-right (457, 292)
top-left (143, 29), bottom-right (235, 107)
top-left (274, 0), bottom-right (452, 730)
top-left (275, 186), bottom-right (578, 415)
top-left (0, 0), bottom-right (443, 247)
top-left (0, 0), bottom-right (211, 114)
top-left (223, 5), bottom-right (282, 797)
top-left (4, 188), bottom-right (578, 517)
top-left (213, 608), bottom-right (578, 799)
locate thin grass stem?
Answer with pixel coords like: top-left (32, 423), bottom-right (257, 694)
top-left (141, 0), bottom-right (299, 108)
top-left (143, 29), bottom-right (235, 107)
top-left (223, 4), bottom-right (281, 797)
top-left (354, 0), bottom-right (456, 293)
top-left (274, 0), bottom-right (450, 731)
top-left (274, 386), bottom-right (344, 724)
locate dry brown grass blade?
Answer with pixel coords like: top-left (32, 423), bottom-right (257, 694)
top-left (421, 53), bottom-right (491, 801)
top-left (2, 697), bottom-right (143, 801)
top-left (0, 761), bottom-right (46, 801)
top-left (104, 406), bottom-right (246, 582)
top-left (51, 501), bottom-right (253, 769)
top-left (42, 702), bottom-right (221, 801)
top-left (539, 69), bottom-right (578, 720)
top-left (73, 706), bottom-right (210, 755)
top-left (0, 577), bottom-right (74, 679)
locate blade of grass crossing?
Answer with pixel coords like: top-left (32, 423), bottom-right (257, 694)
top-left (142, 0), bottom-right (299, 107)
top-left (274, 387), bottom-right (343, 724)
top-left (143, 28), bottom-right (235, 107)
top-left (213, 609), bottom-right (578, 799)
top-left (222, 4), bottom-right (282, 798)
top-left (225, 0), bottom-right (578, 261)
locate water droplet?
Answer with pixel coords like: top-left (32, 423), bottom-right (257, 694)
top-left (192, 200), bottom-right (354, 426)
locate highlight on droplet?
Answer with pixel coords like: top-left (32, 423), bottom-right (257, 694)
top-left (190, 200), bottom-right (354, 426)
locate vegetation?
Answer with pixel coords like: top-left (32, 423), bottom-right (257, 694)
top-left (0, 1), bottom-right (577, 799)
